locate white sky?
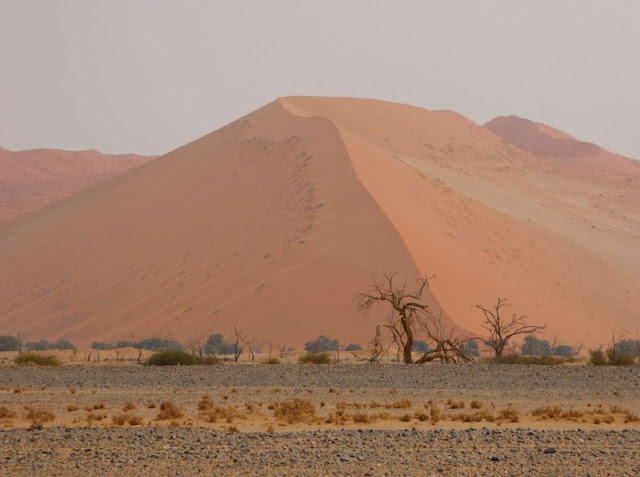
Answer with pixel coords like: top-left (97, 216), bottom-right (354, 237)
top-left (1, 1), bottom-right (639, 158)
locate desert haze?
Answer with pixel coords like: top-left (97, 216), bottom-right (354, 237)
top-left (0, 97), bottom-right (638, 348)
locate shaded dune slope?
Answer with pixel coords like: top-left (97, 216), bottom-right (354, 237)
top-left (0, 101), bottom-right (449, 346)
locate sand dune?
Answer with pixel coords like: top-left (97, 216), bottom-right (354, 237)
top-left (0, 98), bottom-right (638, 348)
top-left (0, 148), bottom-right (151, 222)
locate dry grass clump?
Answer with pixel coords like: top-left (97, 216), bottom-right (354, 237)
top-left (122, 401), bottom-right (137, 411)
top-left (624, 412), bottom-right (639, 423)
top-left (450, 409), bottom-right (495, 423)
top-left (531, 406), bottom-right (584, 421)
top-left (263, 357), bottom-right (281, 364)
top-left (428, 402), bottom-right (442, 424)
top-left (498, 407), bottom-right (520, 423)
top-left (65, 403), bottom-right (79, 412)
top-left (351, 412), bottom-right (377, 424)
top-left (399, 413), bottom-right (413, 422)
top-left (446, 399), bottom-right (465, 410)
top-left (200, 405), bottom-right (242, 424)
top-left (15, 352), bottom-right (61, 366)
top-left (470, 400), bottom-right (483, 409)
top-left (147, 402), bottom-right (157, 409)
top-left (609, 405), bottom-right (630, 414)
top-left (156, 401), bottom-right (184, 420)
top-left (86, 412), bottom-right (107, 422)
top-left (389, 399), bottom-right (412, 409)
top-left (414, 411), bottom-right (429, 422)
top-left (112, 414), bottom-right (143, 426)
top-left (84, 403), bottom-right (106, 411)
top-left (273, 399), bottom-right (316, 424)
top-left (24, 405), bottom-right (55, 423)
top-left (0, 405), bottom-right (16, 419)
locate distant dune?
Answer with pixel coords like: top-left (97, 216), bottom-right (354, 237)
top-left (0, 147), bottom-right (152, 222)
top-left (0, 98), bottom-right (638, 348)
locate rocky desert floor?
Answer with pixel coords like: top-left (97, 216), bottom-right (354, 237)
top-left (1, 363), bottom-right (639, 476)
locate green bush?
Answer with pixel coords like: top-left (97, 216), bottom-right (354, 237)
top-left (146, 350), bottom-right (221, 366)
top-left (590, 347), bottom-right (636, 366)
top-left (14, 352), bottom-right (61, 366)
top-left (146, 350), bottom-right (196, 366)
top-left (589, 349), bottom-right (607, 366)
top-left (298, 352), bottom-right (332, 364)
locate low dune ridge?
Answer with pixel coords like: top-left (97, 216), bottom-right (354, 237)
top-left (0, 147), bottom-right (152, 222)
top-left (0, 97), bottom-right (638, 349)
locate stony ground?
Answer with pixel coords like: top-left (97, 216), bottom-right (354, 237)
top-left (1, 363), bottom-right (639, 476)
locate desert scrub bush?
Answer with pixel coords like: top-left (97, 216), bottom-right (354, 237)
top-left (15, 352), bottom-right (61, 366)
top-left (199, 405), bottom-right (242, 424)
top-left (273, 399), bottom-right (316, 424)
top-left (447, 399), bottom-right (465, 409)
top-left (470, 400), bottom-right (483, 409)
top-left (122, 401), bottom-right (137, 411)
top-left (263, 357), bottom-right (281, 364)
top-left (146, 350), bottom-right (196, 366)
top-left (351, 412), bottom-right (377, 424)
top-left (399, 413), bottom-right (413, 422)
top-left (66, 403), bottom-right (79, 412)
top-left (0, 405), bottom-right (16, 419)
top-left (197, 395), bottom-right (214, 411)
top-left (24, 405), bottom-right (55, 423)
top-left (428, 402), bottom-right (442, 424)
top-left (414, 411), bottom-right (429, 421)
top-left (298, 352), bottom-right (332, 364)
top-left (112, 414), bottom-right (143, 426)
top-left (156, 401), bottom-right (184, 420)
top-left (498, 407), bottom-right (520, 423)
top-left (450, 410), bottom-right (496, 423)
top-left (389, 399), bottom-right (412, 409)
top-left (590, 347), bottom-right (635, 366)
top-left (86, 412), bottom-right (107, 422)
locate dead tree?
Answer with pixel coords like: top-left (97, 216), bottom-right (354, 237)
top-left (369, 324), bottom-right (384, 363)
top-left (231, 325), bottom-right (254, 362)
top-left (415, 313), bottom-right (475, 364)
top-left (356, 272), bottom-right (433, 364)
top-left (475, 298), bottom-right (545, 357)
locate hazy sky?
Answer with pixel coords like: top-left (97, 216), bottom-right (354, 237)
top-left (1, 1), bottom-right (639, 158)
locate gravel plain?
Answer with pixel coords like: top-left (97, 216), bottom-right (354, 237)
top-left (1, 363), bottom-right (639, 476)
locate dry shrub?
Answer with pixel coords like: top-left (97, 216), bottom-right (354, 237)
top-left (451, 410), bottom-right (495, 423)
top-left (0, 405), bottom-right (16, 419)
top-left (228, 425), bottom-right (239, 433)
top-left (609, 405), bottom-right (630, 414)
top-left (24, 406), bottom-right (55, 423)
top-left (624, 412), bottom-right (639, 423)
top-left (147, 403), bottom-right (157, 409)
top-left (122, 401), bottom-right (137, 411)
top-left (470, 400), bottom-right (483, 409)
top-left (200, 405), bottom-right (242, 424)
top-left (66, 403), bottom-right (79, 412)
top-left (447, 399), bottom-right (465, 410)
top-left (128, 415), bottom-right (143, 426)
top-left (336, 401), bottom-right (348, 410)
top-left (414, 411), bottom-right (429, 421)
top-left (602, 414), bottom-right (615, 424)
top-left (532, 406), bottom-right (584, 421)
top-left (13, 389), bottom-right (23, 394)
top-left (391, 399), bottom-right (412, 409)
top-left (429, 402), bottom-right (442, 424)
top-left (198, 395), bottom-right (214, 411)
top-left (351, 412), bottom-right (376, 424)
top-left (498, 407), bottom-right (520, 423)
top-left (87, 412), bottom-right (107, 422)
top-left (531, 406), bottom-right (563, 419)
top-left (274, 399), bottom-right (316, 424)
top-left (369, 401), bottom-right (382, 408)
top-left (156, 401), bottom-right (184, 420)
top-left (399, 413), bottom-right (413, 422)
top-left (70, 387), bottom-right (77, 395)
